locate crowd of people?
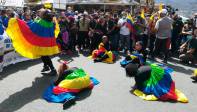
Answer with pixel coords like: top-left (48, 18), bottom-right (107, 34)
top-left (1, 6), bottom-right (197, 65)
top-left (1, 5), bottom-right (197, 108)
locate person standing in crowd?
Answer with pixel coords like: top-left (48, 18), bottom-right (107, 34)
top-left (147, 13), bottom-right (157, 56)
top-left (135, 14), bottom-right (147, 49)
top-left (0, 9), bottom-right (9, 28)
top-left (151, 9), bottom-right (173, 63)
top-left (89, 16), bottom-right (106, 53)
top-left (23, 12), bottom-right (33, 23)
top-left (68, 15), bottom-right (78, 52)
top-left (77, 12), bottom-right (90, 52)
top-left (118, 12), bottom-right (131, 54)
top-left (106, 12), bottom-right (119, 51)
top-left (179, 28), bottom-right (197, 65)
top-left (171, 14), bottom-right (184, 54)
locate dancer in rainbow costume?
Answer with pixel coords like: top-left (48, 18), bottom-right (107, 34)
top-left (6, 9), bottom-right (60, 74)
top-left (43, 61), bottom-right (99, 109)
top-left (91, 36), bottom-right (115, 64)
top-left (120, 42), bottom-right (188, 103)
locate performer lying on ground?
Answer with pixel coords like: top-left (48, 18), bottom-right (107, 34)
top-left (120, 41), bottom-right (147, 67)
top-left (43, 61), bottom-right (99, 109)
top-left (124, 60), bottom-right (188, 103)
top-left (91, 36), bottom-right (115, 63)
top-left (6, 9), bottom-right (60, 75)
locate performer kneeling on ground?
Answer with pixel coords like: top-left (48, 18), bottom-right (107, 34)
top-left (124, 62), bottom-right (188, 103)
top-left (120, 41), bottom-right (147, 67)
top-left (91, 36), bottom-right (115, 63)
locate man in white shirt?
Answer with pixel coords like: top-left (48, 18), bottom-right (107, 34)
top-left (151, 9), bottom-right (173, 63)
top-left (118, 12), bottom-right (131, 53)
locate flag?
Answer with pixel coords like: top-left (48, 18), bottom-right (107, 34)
top-left (141, 9), bottom-right (145, 20)
top-left (126, 13), bottom-right (135, 32)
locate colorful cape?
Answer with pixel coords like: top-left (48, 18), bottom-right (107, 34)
top-left (6, 18), bottom-right (60, 59)
top-left (43, 68), bottom-right (99, 103)
top-left (120, 53), bottom-right (144, 67)
top-left (91, 43), bottom-right (115, 63)
top-left (133, 64), bottom-right (188, 103)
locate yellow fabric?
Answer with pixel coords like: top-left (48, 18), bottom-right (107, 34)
top-left (58, 74), bottom-right (91, 90)
top-left (159, 3), bottom-right (163, 11)
top-left (194, 69), bottom-right (197, 76)
top-left (127, 13), bottom-right (134, 23)
top-left (102, 51), bottom-right (114, 64)
top-left (130, 55), bottom-right (137, 60)
top-left (141, 9), bottom-right (145, 19)
top-left (175, 89), bottom-right (189, 103)
top-left (6, 18), bottom-right (59, 59)
top-left (133, 89), bottom-right (158, 101)
top-left (133, 89), bottom-right (188, 103)
top-left (54, 17), bottom-right (60, 38)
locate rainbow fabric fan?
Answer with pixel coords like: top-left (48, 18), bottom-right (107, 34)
top-left (6, 18), bottom-right (60, 59)
top-left (43, 68), bottom-right (99, 103)
top-left (91, 43), bottom-right (115, 63)
top-left (133, 64), bottom-right (188, 103)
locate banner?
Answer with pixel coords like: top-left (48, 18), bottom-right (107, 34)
top-left (0, 32), bottom-right (29, 73)
top-left (1, 0), bottom-right (24, 7)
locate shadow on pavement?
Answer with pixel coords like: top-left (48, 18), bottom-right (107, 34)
top-left (0, 75), bottom-right (54, 112)
top-left (0, 59), bottom-right (42, 80)
top-left (63, 89), bottom-right (92, 110)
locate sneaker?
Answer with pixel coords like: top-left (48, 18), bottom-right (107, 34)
top-left (41, 67), bottom-right (50, 72)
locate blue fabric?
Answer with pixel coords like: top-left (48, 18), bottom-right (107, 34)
top-left (0, 24), bottom-right (4, 35)
top-left (43, 84), bottom-right (75, 103)
top-left (27, 21), bottom-right (55, 38)
top-left (43, 77), bottom-right (99, 103)
top-left (0, 16), bottom-right (9, 28)
top-left (90, 77), bottom-right (100, 85)
top-left (120, 60), bottom-right (132, 67)
top-left (143, 71), bottom-right (173, 98)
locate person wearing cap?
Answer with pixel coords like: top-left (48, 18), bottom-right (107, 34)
top-left (151, 9), bottom-right (173, 63)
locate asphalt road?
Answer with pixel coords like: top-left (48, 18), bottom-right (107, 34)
top-left (0, 53), bottom-right (196, 112)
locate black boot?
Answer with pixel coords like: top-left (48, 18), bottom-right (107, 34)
top-left (41, 66), bottom-right (50, 72)
top-left (63, 97), bottom-right (76, 110)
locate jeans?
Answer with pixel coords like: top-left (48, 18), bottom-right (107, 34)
top-left (119, 34), bottom-right (130, 51)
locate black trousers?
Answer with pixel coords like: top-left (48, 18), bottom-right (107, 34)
top-left (152, 38), bottom-right (169, 61)
top-left (41, 56), bottom-right (55, 70)
top-left (149, 34), bottom-right (156, 55)
top-left (78, 31), bottom-right (90, 49)
top-left (90, 33), bottom-right (102, 52)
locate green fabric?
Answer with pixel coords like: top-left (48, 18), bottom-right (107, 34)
top-left (144, 64), bottom-right (165, 86)
top-left (65, 69), bottom-right (86, 80)
top-left (35, 19), bottom-right (54, 28)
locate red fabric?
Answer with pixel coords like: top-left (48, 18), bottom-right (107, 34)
top-left (160, 81), bottom-right (178, 101)
top-left (17, 19), bottom-right (57, 47)
top-left (53, 86), bottom-right (81, 95)
top-left (53, 81), bottom-right (95, 95)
